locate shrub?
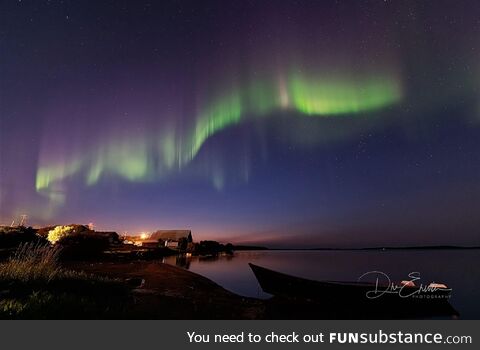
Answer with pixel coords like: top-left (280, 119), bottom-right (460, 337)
top-left (57, 233), bottom-right (110, 260)
top-left (0, 226), bottom-right (45, 249)
top-left (36, 226), bottom-right (56, 238)
top-left (178, 237), bottom-right (188, 250)
top-left (47, 225), bottom-right (74, 244)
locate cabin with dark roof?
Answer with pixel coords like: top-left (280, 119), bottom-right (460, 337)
top-left (142, 230), bottom-right (192, 249)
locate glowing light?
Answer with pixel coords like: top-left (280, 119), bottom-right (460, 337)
top-left (181, 70), bottom-right (402, 159)
top-left (288, 72), bottom-right (403, 115)
top-left (35, 67), bottom-right (403, 197)
top-left (188, 91), bottom-right (243, 160)
top-left (36, 159), bottom-right (83, 191)
top-left (87, 140), bottom-right (151, 185)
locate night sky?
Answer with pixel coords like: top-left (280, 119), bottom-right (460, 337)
top-left (1, 0), bottom-right (479, 247)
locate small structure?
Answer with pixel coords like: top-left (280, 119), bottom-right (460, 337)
top-left (149, 230), bottom-right (192, 249)
top-left (95, 231), bottom-right (120, 244)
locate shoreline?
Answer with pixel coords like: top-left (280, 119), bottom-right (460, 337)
top-left (67, 259), bottom-right (460, 320)
top-left (67, 260), bottom-right (265, 319)
top-left (1, 251), bottom-right (464, 319)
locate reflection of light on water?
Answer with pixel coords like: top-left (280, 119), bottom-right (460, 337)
top-left (162, 252), bottom-right (272, 299)
top-left (162, 250), bottom-right (480, 318)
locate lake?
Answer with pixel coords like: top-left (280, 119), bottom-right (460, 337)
top-left (164, 249), bottom-right (480, 319)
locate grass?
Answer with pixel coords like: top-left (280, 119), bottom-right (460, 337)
top-left (0, 242), bottom-right (61, 282)
top-left (0, 242), bottom-right (131, 319)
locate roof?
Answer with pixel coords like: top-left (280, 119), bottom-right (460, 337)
top-left (149, 230), bottom-right (192, 241)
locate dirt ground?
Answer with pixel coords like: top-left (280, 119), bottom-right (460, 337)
top-left (67, 261), bottom-right (265, 319)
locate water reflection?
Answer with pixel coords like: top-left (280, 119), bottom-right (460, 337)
top-left (173, 254), bottom-right (191, 269)
top-left (163, 250), bottom-right (480, 319)
top-left (164, 252), bottom-right (234, 269)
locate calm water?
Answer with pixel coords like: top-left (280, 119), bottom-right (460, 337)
top-left (164, 250), bottom-right (480, 319)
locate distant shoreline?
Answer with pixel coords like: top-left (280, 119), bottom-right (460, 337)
top-left (233, 245), bottom-right (480, 251)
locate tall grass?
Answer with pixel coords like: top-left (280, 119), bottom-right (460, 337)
top-left (0, 243), bottom-right (130, 319)
top-left (0, 242), bottom-right (119, 286)
top-left (0, 242), bottom-right (62, 283)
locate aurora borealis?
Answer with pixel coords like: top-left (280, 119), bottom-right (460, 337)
top-left (1, 0), bottom-right (480, 247)
top-left (35, 70), bottom-right (403, 193)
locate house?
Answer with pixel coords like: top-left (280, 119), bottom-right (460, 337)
top-left (149, 230), bottom-right (192, 248)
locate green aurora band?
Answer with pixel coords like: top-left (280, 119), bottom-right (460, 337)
top-left (36, 71), bottom-right (402, 194)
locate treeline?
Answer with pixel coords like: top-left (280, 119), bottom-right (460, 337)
top-left (187, 241), bottom-right (267, 255)
top-left (188, 240), bottom-right (234, 255)
top-left (0, 225), bottom-right (120, 260)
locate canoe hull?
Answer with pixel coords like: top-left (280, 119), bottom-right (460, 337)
top-left (249, 263), bottom-right (458, 318)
